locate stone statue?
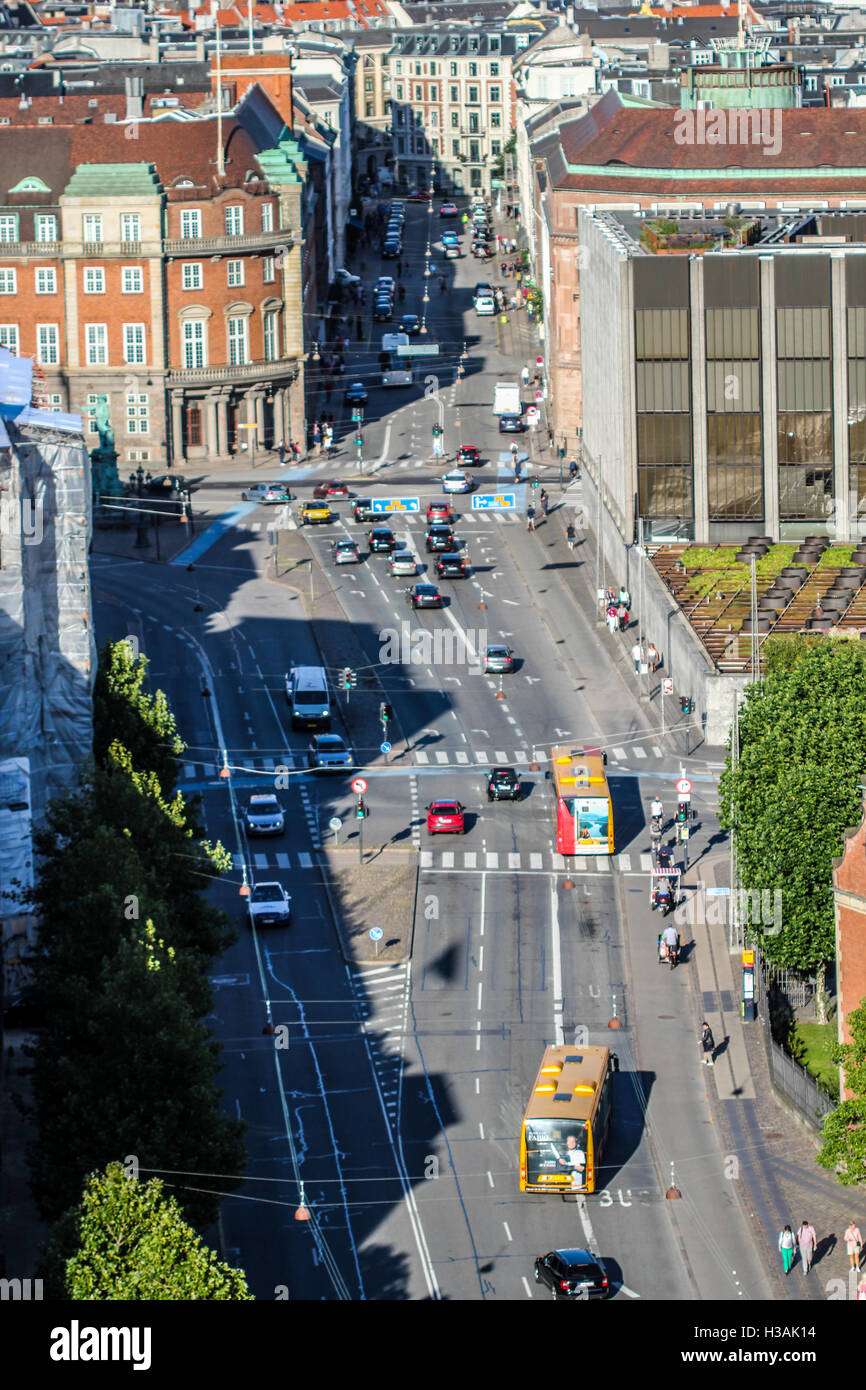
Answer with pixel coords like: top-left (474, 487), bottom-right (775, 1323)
top-left (90, 395), bottom-right (124, 507)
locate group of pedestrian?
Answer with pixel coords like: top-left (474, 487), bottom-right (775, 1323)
top-left (777, 1219), bottom-right (866, 1285)
top-left (604, 585), bottom-right (631, 634)
top-left (311, 417), bottom-right (335, 454)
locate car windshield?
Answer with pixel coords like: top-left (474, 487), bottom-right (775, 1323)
top-left (315, 737), bottom-right (345, 750)
top-left (251, 885), bottom-right (282, 903)
top-left (393, 551), bottom-right (413, 560)
top-left (296, 689), bottom-right (327, 705)
top-left (337, 540), bottom-right (355, 549)
top-left (249, 797), bottom-right (280, 813)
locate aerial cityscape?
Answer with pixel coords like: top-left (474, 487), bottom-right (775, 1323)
top-left (2, 0), bottom-right (866, 1344)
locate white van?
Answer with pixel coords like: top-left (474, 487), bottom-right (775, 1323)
top-left (285, 664), bottom-right (331, 729)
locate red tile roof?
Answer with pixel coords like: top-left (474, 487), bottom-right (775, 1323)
top-left (161, 0), bottom-right (388, 26)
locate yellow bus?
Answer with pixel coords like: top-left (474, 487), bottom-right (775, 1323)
top-left (550, 744), bottom-right (614, 856)
top-left (519, 1045), bottom-right (617, 1195)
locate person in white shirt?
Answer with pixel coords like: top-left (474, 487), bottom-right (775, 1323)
top-left (650, 797), bottom-right (663, 822)
top-left (558, 1134), bottom-right (586, 1189)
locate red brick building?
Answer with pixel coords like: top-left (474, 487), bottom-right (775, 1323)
top-left (833, 805), bottom-right (866, 1101)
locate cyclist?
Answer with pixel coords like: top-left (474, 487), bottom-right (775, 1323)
top-left (650, 796), bottom-right (663, 827)
top-left (569, 459), bottom-right (579, 482)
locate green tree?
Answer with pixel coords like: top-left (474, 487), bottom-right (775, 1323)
top-left (816, 998), bottom-right (866, 1186)
top-left (28, 923), bottom-right (246, 1228)
top-left (39, 1161), bottom-right (252, 1299)
top-left (93, 641), bottom-right (185, 792)
top-left (719, 643), bottom-right (866, 987)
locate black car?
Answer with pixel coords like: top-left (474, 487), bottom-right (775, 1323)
top-left (406, 583), bottom-right (443, 609)
top-left (400, 313), bottom-right (421, 335)
top-left (382, 241), bottom-right (401, 259)
top-left (437, 552), bottom-right (468, 578)
top-left (499, 413), bottom-right (524, 433)
top-left (343, 382), bottom-right (368, 406)
top-left (533, 1249), bottom-right (609, 1301)
top-left (425, 525), bottom-right (456, 553)
top-left (368, 527), bottom-right (397, 553)
top-left (487, 767), bottom-right (521, 802)
top-left (353, 500), bottom-right (376, 523)
top-left (374, 299), bottom-right (392, 319)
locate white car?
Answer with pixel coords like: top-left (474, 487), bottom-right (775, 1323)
top-left (475, 295), bottom-right (495, 316)
top-left (248, 882), bottom-right (291, 927)
top-left (244, 794), bottom-right (285, 836)
top-left (390, 549), bottom-right (417, 577)
top-left (441, 470), bottom-right (475, 494)
top-left (334, 268), bottom-right (361, 286)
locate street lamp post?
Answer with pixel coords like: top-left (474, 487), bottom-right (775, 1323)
top-left (132, 465), bottom-right (148, 549)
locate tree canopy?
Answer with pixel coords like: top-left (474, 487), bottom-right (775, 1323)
top-left (816, 997), bottom-right (866, 1187)
top-left (93, 640), bottom-right (186, 793)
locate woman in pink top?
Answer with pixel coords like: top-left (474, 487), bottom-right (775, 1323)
top-left (844, 1221), bottom-right (863, 1271)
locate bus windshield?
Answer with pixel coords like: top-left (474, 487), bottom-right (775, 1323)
top-left (523, 1118), bottom-right (588, 1187)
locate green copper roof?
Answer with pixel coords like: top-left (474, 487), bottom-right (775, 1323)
top-left (256, 144), bottom-right (303, 186)
top-left (64, 163), bottom-right (161, 197)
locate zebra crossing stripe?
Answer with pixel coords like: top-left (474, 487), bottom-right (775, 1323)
top-left (298, 852), bottom-right (313, 869)
top-left (415, 751), bottom-right (429, 764)
top-left (508, 852), bottom-right (520, 870)
top-left (442, 851), bottom-right (455, 868)
top-left (435, 751), bottom-right (449, 764)
top-left (253, 853), bottom-right (269, 869)
top-left (486, 852), bottom-right (499, 869)
top-left (495, 751), bottom-right (508, 763)
top-left (596, 858), bottom-right (610, 872)
top-left (183, 764), bottom-right (196, 780)
top-left (611, 747), bottom-right (626, 760)
top-left (475, 750), bottom-right (489, 762)
top-left (232, 854), bottom-right (244, 870)
top-left (640, 853), bottom-right (653, 871)
top-left (276, 853), bottom-right (291, 869)
top-left (652, 747), bottom-right (663, 758)
top-left (515, 750), bottom-right (528, 763)
top-left (421, 850), bottom-right (433, 868)
top-left (203, 764), bottom-right (216, 777)
top-left (617, 853), bottom-right (632, 872)
top-left (464, 851), bottom-right (477, 868)
top-left (530, 853), bottom-right (543, 870)
top-left (634, 747), bottom-right (647, 760)
top-left (455, 751), bottom-right (469, 763)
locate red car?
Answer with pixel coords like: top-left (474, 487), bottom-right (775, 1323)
top-left (426, 800), bottom-right (465, 834)
top-left (408, 190), bottom-right (432, 201)
top-left (426, 499), bottom-right (454, 523)
top-left (313, 480), bottom-right (350, 499)
top-left (457, 445), bottom-right (481, 467)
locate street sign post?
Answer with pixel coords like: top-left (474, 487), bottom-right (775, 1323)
top-left (662, 678), bottom-right (674, 694)
top-left (351, 777), bottom-right (368, 795)
top-left (381, 741), bottom-right (391, 754)
top-left (472, 493), bottom-right (517, 510)
top-left (676, 777), bottom-right (693, 798)
top-left (328, 815), bottom-right (343, 845)
top-left (370, 925), bottom-right (384, 958)
top-left (370, 498), bottom-right (420, 513)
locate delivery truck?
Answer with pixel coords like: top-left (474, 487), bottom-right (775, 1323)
top-left (493, 382), bottom-right (521, 416)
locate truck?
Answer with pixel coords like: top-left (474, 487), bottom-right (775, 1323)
top-left (493, 381), bottom-right (521, 416)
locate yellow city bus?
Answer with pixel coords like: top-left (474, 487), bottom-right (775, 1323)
top-left (550, 744), bottom-right (614, 856)
top-left (519, 1045), bottom-right (617, 1195)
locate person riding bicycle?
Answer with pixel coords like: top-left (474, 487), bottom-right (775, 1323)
top-left (650, 797), bottom-right (663, 826)
top-left (655, 877), bottom-right (672, 912)
top-left (656, 841), bottom-right (672, 871)
top-left (568, 459), bottom-right (579, 482)
top-left (662, 923), bottom-right (680, 962)
top-left (566, 522), bottom-right (577, 550)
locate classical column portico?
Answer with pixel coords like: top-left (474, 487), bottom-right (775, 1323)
top-left (272, 388), bottom-right (285, 453)
top-left (216, 391), bottom-right (229, 458)
top-left (204, 390), bottom-right (219, 460)
top-left (171, 390), bottom-right (185, 468)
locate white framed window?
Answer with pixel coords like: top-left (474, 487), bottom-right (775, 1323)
top-left (227, 259), bottom-right (244, 288)
top-left (122, 266), bottom-right (143, 294)
top-left (85, 392), bottom-right (100, 433)
top-left (122, 323), bottom-right (146, 365)
top-left (0, 215), bottom-right (18, 243)
top-left (225, 205), bottom-right (244, 236)
top-left (262, 256), bottom-right (275, 284)
top-left (263, 311), bottom-right (279, 362)
top-left (48, 392), bottom-right (63, 411)
top-left (82, 214), bottom-right (102, 243)
top-left (182, 318), bottom-right (206, 369)
top-left (182, 262), bottom-right (203, 291)
top-left (227, 315), bottom-right (248, 365)
top-left (126, 392), bottom-right (149, 435)
top-left (85, 323), bottom-right (108, 366)
top-left (806, 75), bottom-right (818, 92)
top-left (83, 267), bottom-right (105, 295)
top-left (36, 323), bottom-right (59, 366)
top-left (0, 323), bottom-right (20, 352)
top-left (261, 202), bottom-right (274, 232)
top-left (35, 267), bottom-right (57, 294)
top-left (180, 208), bottom-right (202, 239)
top-left (120, 213), bottom-right (141, 243)
top-left (35, 214), bottom-right (57, 242)
top-left (0, 268), bottom-right (16, 294)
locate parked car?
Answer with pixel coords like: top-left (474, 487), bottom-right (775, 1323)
top-left (382, 241), bottom-right (401, 259)
top-left (406, 582), bottom-right (443, 609)
top-left (390, 549), bottom-right (417, 577)
top-left (314, 479), bottom-right (350, 499)
top-left (487, 768), bottom-right (521, 802)
top-left (243, 793), bottom-right (285, 835)
top-left (344, 382), bottom-right (368, 406)
top-left (408, 189), bottom-right (432, 201)
top-left (437, 552), bottom-right (469, 578)
top-left (333, 537), bottom-right (361, 565)
top-left (368, 526), bottom-right (397, 553)
top-left (482, 644), bottom-right (515, 674)
top-left (308, 734), bottom-right (353, 772)
top-left (533, 1250), bottom-right (609, 1301)
top-left (376, 276), bottom-right (396, 295)
top-left (441, 469), bottom-right (475, 494)
top-left (426, 799), bottom-right (465, 834)
top-left (498, 413), bottom-right (525, 433)
top-left (241, 481), bottom-right (291, 504)
top-left (374, 297), bottom-right (393, 317)
top-left (247, 882), bottom-right (292, 927)
top-left (334, 268), bottom-right (361, 286)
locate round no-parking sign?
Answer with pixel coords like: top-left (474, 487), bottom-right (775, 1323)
top-left (676, 778), bottom-right (692, 798)
top-left (351, 777), bottom-right (368, 795)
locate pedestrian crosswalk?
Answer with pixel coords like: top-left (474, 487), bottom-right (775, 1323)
top-left (236, 509), bottom-right (525, 531)
top-left (414, 748), bottom-right (536, 766)
top-left (229, 846), bottom-right (655, 874)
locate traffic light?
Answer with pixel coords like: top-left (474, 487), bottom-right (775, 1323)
top-left (676, 801), bottom-right (689, 823)
top-left (356, 797), bottom-right (369, 819)
top-left (379, 702), bottom-right (393, 724)
top-left (341, 668), bottom-right (357, 691)
top-left (680, 696), bottom-right (695, 715)
top-left (355, 433), bottom-right (363, 447)
top-left (432, 424), bottom-right (442, 438)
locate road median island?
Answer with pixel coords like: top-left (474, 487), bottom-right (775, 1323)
top-left (318, 846), bottom-right (418, 966)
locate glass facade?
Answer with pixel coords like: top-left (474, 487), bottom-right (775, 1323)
top-left (847, 259), bottom-right (866, 526)
top-left (634, 257), bottom-right (693, 520)
top-left (705, 259), bottom-right (763, 520)
top-left (775, 258), bottom-right (833, 522)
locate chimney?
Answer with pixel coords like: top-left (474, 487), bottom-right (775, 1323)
top-left (125, 74), bottom-right (143, 122)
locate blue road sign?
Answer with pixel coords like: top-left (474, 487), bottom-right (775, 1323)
top-left (380, 741), bottom-right (392, 754)
top-left (472, 492), bottom-right (517, 510)
top-left (371, 497), bottom-right (420, 513)
top-left (369, 927), bottom-right (384, 941)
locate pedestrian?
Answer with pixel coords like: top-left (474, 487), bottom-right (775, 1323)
top-left (631, 640), bottom-right (643, 673)
top-left (540, 488), bottom-right (549, 518)
top-left (700, 1020), bottom-right (715, 1066)
top-left (859, 1274), bottom-right (866, 1300)
top-left (844, 1219), bottom-right (863, 1271)
top-left (617, 602), bottom-right (629, 632)
top-left (521, 365), bottom-right (530, 387)
top-left (356, 314), bottom-right (362, 336)
top-left (606, 603), bottom-right (618, 634)
top-left (497, 234), bottom-right (503, 250)
top-left (618, 584), bottom-right (631, 608)
top-left (325, 377), bottom-right (333, 401)
top-left (778, 1225), bottom-right (796, 1277)
top-left (647, 642), bottom-right (660, 673)
top-left (526, 504), bottom-right (536, 532)
top-left (397, 258), bottom-right (402, 276)
top-left (547, 426), bottom-right (554, 450)
top-left (796, 1220), bottom-right (817, 1276)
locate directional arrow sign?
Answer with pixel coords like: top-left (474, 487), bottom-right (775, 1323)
top-left (371, 497), bottom-right (420, 512)
top-left (472, 493), bottom-right (517, 510)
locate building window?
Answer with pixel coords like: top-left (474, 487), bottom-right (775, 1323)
top-left (180, 209), bottom-right (202, 239)
top-left (451, 111), bottom-right (459, 128)
top-left (35, 214), bottom-right (57, 242)
top-left (261, 202), bottom-right (274, 232)
top-left (431, 109), bottom-right (439, 128)
top-left (36, 323), bottom-right (59, 366)
top-left (227, 260), bottom-right (245, 287)
top-left (395, 60), bottom-right (402, 75)
top-left (225, 205), bottom-right (244, 236)
top-left (0, 268), bottom-right (16, 294)
top-left (805, 75), bottom-right (818, 92)
top-left (120, 213), bottom-right (141, 243)
top-left (469, 112), bottom-right (480, 133)
top-left (450, 62), bottom-right (457, 76)
top-left (82, 214), bottom-right (102, 243)
top-left (184, 402), bottom-right (201, 448)
top-left (430, 84), bottom-right (438, 102)
top-left (415, 62), bottom-right (421, 76)
top-left (182, 319), bottom-right (206, 369)
top-left (85, 323), bottom-right (108, 366)
top-left (451, 139), bottom-right (460, 157)
top-left (396, 83), bottom-right (404, 100)
top-left (365, 76), bottom-right (374, 93)
top-left (365, 102), bottom-right (374, 117)
top-left (262, 255), bottom-right (275, 283)
top-left (470, 168), bottom-right (482, 189)
top-left (468, 62), bottom-right (477, 77)
top-left (35, 268), bottom-right (57, 294)
top-left (263, 311), bottom-right (279, 362)
top-left (490, 62), bottom-right (499, 77)
top-left (469, 139), bottom-right (480, 162)
top-left (48, 393), bottom-right (62, 410)
top-left (450, 84), bottom-right (459, 103)
top-left (396, 136), bottom-right (406, 155)
top-left (0, 215), bottom-right (19, 243)
top-left (122, 266), bottom-right (143, 294)
top-left (468, 86), bottom-right (479, 104)
top-left (85, 393), bottom-right (100, 432)
top-left (126, 392), bottom-right (149, 435)
top-left (491, 140), bottom-right (501, 157)
top-left (490, 86), bottom-right (500, 103)
top-left (84, 267), bottom-right (105, 295)
top-left (182, 262), bottom-right (203, 291)
top-left (123, 323), bottom-right (146, 365)
top-left (227, 316), bottom-right (248, 365)
top-left (491, 111), bottom-right (501, 128)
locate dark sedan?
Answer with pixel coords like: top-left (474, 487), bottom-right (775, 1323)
top-left (533, 1249), bottom-right (609, 1301)
top-left (499, 413), bottom-right (524, 433)
top-left (344, 382), bottom-right (368, 406)
top-left (436, 552), bottom-right (468, 578)
top-left (368, 527), bottom-right (397, 553)
top-left (425, 526), bottom-right (456, 553)
top-left (314, 479), bottom-right (350, 499)
top-left (457, 445), bottom-right (482, 467)
top-left (487, 767), bottom-right (521, 802)
top-left (353, 500), bottom-right (376, 523)
top-left (406, 583), bottom-right (443, 609)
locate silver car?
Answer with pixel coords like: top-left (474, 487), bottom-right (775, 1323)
top-left (308, 734), bottom-right (353, 772)
top-left (390, 549), bottom-right (417, 577)
top-left (247, 882), bottom-right (292, 927)
top-left (482, 644), bottom-right (516, 674)
top-left (241, 482), bottom-right (291, 504)
top-left (244, 793), bottom-right (285, 836)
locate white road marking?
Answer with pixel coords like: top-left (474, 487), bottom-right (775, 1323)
top-left (464, 851), bottom-right (477, 868)
top-left (276, 853), bottom-right (291, 869)
top-left (416, 751), bottom-right (429, 764)
top-left (495, 750), bottom-right (508, 762)
top-left (521, 1276), bottom-right (533, 1298)
top-left (617, 854), bottom-right (632, 872)
top-left (421, 850), bottom-right (433, 867)
top-left (503, 1222), bottom-right (513, 1242)
top-left (475, 750), bottom-right (489, 762)
top-left (634, 746), bottom-right (647, 759)
top-left (652, 746), bottom-right (663, 758)
top-left (640, 853), bottom-right (654, 871)
top-left (530, 853), bottom-right (543, 869)
top-left (298, 852), bottom-right (312, 869)
top-left (508, 853), bottom-right (520, 869)
top-left (442, 851), bottom-right (454, 868)
top-left (611, 746), bottom-right (626, 760)
top-left (486, 851), bottom-right (499, 869)
top-left (435, 751), bottom-right (449, 764)
top-left (254, 853), bottom-right (268, 869)
top-left (456, 751), bottom-right (469, 763)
